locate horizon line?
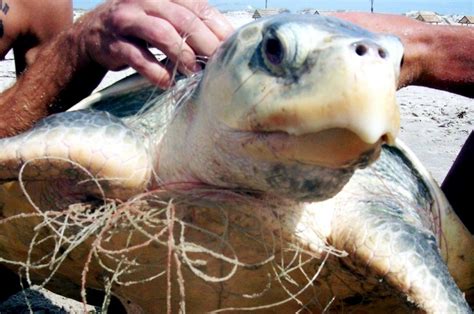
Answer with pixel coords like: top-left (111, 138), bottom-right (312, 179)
top-left (71, 7), bottom-right (472, 15)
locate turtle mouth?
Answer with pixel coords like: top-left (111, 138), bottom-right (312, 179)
top-left (241, 128), bottom-right (389, 168)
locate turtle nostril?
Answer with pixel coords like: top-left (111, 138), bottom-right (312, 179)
top-left (354, 41), bottom-right (388, 59)
top-left (355, 44), bottom-right (368, 56)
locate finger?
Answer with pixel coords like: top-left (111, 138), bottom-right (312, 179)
top-left (113, 40), bottom-right (173, 88)
top-left (170, 0), bottom-right (234, 41)
top-left (146, 2), bottom-right (222, 57)
top-left (121, 15), bottom-right (199, 75)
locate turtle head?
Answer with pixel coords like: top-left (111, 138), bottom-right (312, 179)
top-left (162, 14), bottom-right (403, 200)
top-left (200, 14), bottom-right (402, 167)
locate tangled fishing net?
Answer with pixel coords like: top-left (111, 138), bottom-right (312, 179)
top-left (0, 169), bottom-right (344, 312)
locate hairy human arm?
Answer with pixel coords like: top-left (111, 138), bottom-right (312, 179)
top-left (13, 0), bottom-right (73, 75)
top-left (0, 27), bottom-right (107, 137)
top-left (330, 13), bottom-right (474, 98)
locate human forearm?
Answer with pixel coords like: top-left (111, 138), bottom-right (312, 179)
top-left (412, 25), bottom-right (473, 97)
top-left (0, 28), bottom-right (107, 137)
top-left (330, 13), bottom-right (474, 97)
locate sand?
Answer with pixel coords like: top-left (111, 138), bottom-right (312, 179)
top-left (0, 11), bottom-right (472, 184)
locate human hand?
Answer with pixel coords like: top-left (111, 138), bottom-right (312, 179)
top-left (77, 0), bottom-right (234, 88)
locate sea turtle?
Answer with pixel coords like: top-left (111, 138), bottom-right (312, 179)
top-left (0, 14), bottom-right (472, 313)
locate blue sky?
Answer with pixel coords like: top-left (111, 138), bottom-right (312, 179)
top-left (73, 0), bottom-right (473, 15)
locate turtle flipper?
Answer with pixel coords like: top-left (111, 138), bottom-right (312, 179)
top-left (394, 140), bottom-right (474, 302)
top-left (328, 145), bottom-right (472, 313)
top-left (331, 201), bottom-right (471, 312)
top-left (0, 110), bottom-right (152, 200)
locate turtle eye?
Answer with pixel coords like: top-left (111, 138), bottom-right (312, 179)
top-left (264, 37), bottom-right (284, 65)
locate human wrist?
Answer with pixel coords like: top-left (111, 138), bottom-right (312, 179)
top-left (52, 27), bottom-right (107, 110)
top-left (71, 12), bottom-right (108, 73)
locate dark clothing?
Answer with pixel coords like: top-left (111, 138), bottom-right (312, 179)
top-left (441, 131), bottom-right (474, 233)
